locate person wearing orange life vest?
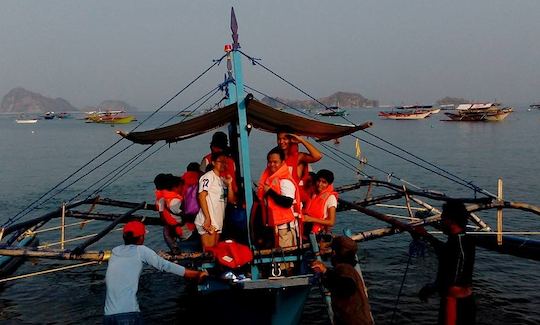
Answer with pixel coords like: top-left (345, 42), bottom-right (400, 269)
top-left (154, 174), bottom-right (195, 255)
top-left (200, 131), bottom-right (238, 193)
top-left (257, 147), bottom-right (302, 248)
top-left (276, 127), bottom-right (322, 199)
top-left (303, 169), bottom-right (338, 235)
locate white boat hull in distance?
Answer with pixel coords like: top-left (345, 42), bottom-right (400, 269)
top-left (16, 119), bottom-right (38, 124)
top-left (378, 111), bottom-right (431, 120)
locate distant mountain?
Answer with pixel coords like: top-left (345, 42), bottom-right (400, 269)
top-left (96, 100), bottom-right (139, 112)
top-left (260, 91), bottom-right (378, 110)
top-left (0, 87), bottom-right (77, 113)
top-left (437, 97), bottom-right (469, 106)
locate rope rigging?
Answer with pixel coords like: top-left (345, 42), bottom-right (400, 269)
top-left (2, 56), bottom-right (226, 228)
top-left (69, 86), bottom-right (223, 203)
top-left (240, 51), bottom-right (495, 199)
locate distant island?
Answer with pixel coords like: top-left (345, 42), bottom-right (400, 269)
top-left (0, 87), bottom-right (139, 114)
top-left (436, 96), bottom-right (469, 106)
top-left (260, 91), bottom-right (378, 110)
top-left (0, 87), bottom-right (77, 113)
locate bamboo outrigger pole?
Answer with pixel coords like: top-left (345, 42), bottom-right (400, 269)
top-left (71, 201), bottom-right (146, 254)
top-left (497, 178), bottom-right (504, 245)
top-left (0, 247), bottom-right (110, 261)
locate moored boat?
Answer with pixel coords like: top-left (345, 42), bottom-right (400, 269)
top-left (317, 106), bottom-right (348, 117)
top-left (443, 103), bottom-right (513, 121)
top-left (85, 110), bottom-right (135, 124)
top-left (15, 119), bottom-right (38, 124)
top-left (378, 110), bottom-right (431, 120)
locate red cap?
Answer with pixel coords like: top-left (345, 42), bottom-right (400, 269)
top-left (123, 221), bottom-right (146, 237)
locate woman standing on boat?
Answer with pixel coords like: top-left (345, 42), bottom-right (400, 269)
top-left (195, 151), bottom-right (236, 250)
top-left (302, 169), bottom-right (338, 237)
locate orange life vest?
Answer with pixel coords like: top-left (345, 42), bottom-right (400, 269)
top-left (304, 184), bottom-right (338, 234)
top-left (285, 143), bottom-right (311, 200)
top-left (158, 190), bottom-right (195, 238)
top-left (257, 164), bottom-right (302, 227)
top-left (181, 170), bottom-right (200, 188)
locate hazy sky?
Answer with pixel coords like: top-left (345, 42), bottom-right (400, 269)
top-left (1, 1), bottom-right (539, 109)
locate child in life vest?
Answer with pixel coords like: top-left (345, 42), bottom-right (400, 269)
top-left (303, 169), bottom-right (338, 236)
top-left (154, 173), bottom-right (195, 255)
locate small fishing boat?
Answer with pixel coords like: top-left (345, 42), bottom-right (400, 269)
top-left (379, 105), bottom-right (438, 120)
top-left (317, 106), bottom-right (348, 117)
top-left (530, 103), bottom-right (540, 110)
top-left (15, 114), bottom-right (39, 124)
top-left (15, 119), bottom-right (38, 124)
top-left (56, 112), bottom-right (72, 119)
top-left (42, 112), bottom-right (55, 120)
top-left (85, 111), bottom-right (135, 124)
top-left (378, 109), bottom-right (431, 120)
top-left (443, 103), bottom-right (513, 122)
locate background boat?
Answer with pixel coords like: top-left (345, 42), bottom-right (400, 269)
top-left (443, 103), bottom-right (513, 121)
top-left (316, 106), bottom-right (348, 116)
top-left (378, 110), bottom-right (431, 120)
top-left (15, 119), bottom-right (38, 124)
top-left (85, 111), bottom-right (135, 124)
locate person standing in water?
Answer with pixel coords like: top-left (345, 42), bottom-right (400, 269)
top-left (419, 200), bottom-right (476, 325)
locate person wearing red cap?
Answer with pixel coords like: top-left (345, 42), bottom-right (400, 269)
top-left (104, 221), bottom-right (206, 324)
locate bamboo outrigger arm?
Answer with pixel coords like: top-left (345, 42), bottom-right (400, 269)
top-left (67, 211), bottom-right (162, 225)
top-left (1, 199), bottom-right (95, 239)
top-left (337, 179), bottom-right (494, 203)
top-left (468, 200), bottom-right (540, 216)
top-left (338, 198), bottom-right (439, 245)
top-left (0, 247), bottom-right (110, 262)
top-left (71, 201), bottom-right (146, 254)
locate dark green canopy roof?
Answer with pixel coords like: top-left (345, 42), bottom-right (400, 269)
top-left (119, 95), bottom-right (372, 145)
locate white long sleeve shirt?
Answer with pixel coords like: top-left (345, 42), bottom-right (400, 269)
top-left (104, 244), bottom-right (186, 315)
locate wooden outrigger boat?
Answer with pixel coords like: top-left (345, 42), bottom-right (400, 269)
top-left (443, 103), bottom-right (513, 121)
top-left (317, 106), bottom-right (348, 117)
top-left (379, 105), bottom-right (440, 120)
top-left (378, 110), bottom-right (431, 120)
top-left (2, 8), bottom-right (540, 324)
top-left (85, 110), bottom-right (135, 124)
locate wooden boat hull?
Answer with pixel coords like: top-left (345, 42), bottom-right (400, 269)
top-left (15, 119), bottom-right (38, 124)
top-left (444, 108), bottom-right (513, 121)
top-left (89, 115), bottom-right (135, 124)
top-left (378, 111), bottom-right (431, 120)
top-left (191, 276), bottom-right (312, 325)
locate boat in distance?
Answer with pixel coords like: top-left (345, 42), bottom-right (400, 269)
top-left (443, 103), bottom-right (513, 122)
top-left (15, 119), bottom-right (38, 124)
top-left (85, 110), bottom-right (136, 124)
top-left (316, 106), bottom-right (348, 116)
top-left (378, 105), bottom-right (439, 120)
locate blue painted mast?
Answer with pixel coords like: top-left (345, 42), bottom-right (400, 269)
top-left (228, 8), bottom-right (255, 257)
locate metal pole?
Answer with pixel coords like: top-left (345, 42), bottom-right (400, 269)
top-left (61, 202), bottom-right (66, 249)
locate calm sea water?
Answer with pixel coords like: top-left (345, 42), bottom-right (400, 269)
top-left (0, 107), bottom-right (539, 324)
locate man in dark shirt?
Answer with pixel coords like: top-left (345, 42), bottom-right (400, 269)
top-left (312, 236), bottom-right (374, 325)
top-left (419, 201), bottom-right (476, 325)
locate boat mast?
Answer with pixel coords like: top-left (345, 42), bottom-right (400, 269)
top-left (229, 8), bottom-right (254, 248)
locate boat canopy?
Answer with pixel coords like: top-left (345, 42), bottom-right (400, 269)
top-left (456, 103), bottom-right (497, 110)
top-left (119, 95), bottom-right (372, 144)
